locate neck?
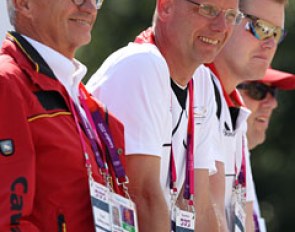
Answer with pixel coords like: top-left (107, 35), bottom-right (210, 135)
top-left (213, 59), bottom-right (239, 94)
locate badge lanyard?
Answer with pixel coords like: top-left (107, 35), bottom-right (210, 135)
top-left (170, 79), bottom-right (195, 206)
top-left (78, 86), bottom-right (128, 185)
top-left (170, 79), bottom-right (195, 232)
top-left (234, 135), bottom-right (247, 198)
top-left (253, 212), bottom-right (260, 232)
top-left (69, 86), bottom-right (128, 190)
top-left (69, 98), bottom-right (96, 178)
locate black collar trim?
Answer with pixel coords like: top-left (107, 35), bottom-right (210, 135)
top-left (8, 31), bottom-right (56, 79)
top-left (171, 79), bottom-right (188, 110)
top-left (229, 107), bottom-right (240, 130)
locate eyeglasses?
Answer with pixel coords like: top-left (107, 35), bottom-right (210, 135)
top-left (237, 82), bottom-right (278, 101)
top-left (72, 0), bottom-right (104, 9)
top-left (244, 14), bottom-right (286, 44)
top-left (184, 0), bottom-right (244, 25)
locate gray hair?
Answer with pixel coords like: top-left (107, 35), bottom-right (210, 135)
top-left (6, 0), bottom-right (16, 26)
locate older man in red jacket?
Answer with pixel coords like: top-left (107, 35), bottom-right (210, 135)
top-left (0, 0), bottom-right (127, 231)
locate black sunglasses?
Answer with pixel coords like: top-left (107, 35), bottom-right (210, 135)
top-left (243, 13), bottom-right (287, 44)
top-left (237, 82), bottom-right (278, 101)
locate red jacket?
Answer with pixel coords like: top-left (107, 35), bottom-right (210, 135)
top-left (0, 32), bottom-right (126, 231)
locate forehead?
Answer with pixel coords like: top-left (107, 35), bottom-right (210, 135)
top-left (241, 0), bottom-right (285, 27)
top-left (204, 0), bottom-right (239, 9)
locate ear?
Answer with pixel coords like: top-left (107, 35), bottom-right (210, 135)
top-left (156, 0), bottom-right (174, 21)
top-left (13, 0), bottom-right (32, 16)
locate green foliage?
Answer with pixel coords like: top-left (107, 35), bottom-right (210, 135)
top-left (77, 0), bottom-right (156, 82)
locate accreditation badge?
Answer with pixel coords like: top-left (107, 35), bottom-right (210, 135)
top-left (232, 186), bottom-right (246, 232)
top-left (110, 192), bottom-right (139, 232)
top-left (233, 201), bottom-right (246, 232)
top-left (171, 206), bottom-right (195, 232)
top-left (89, 179), bottom-right (112, 232)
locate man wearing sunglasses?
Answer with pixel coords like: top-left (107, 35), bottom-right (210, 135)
top-left (87, 0), bottom-right (243, 231)
top-left (238, 68), bottom-right (295, 231)
top-left (207, 0), bottom-right (287, 231)
top-left (0, 0), bottom-right (126, 232)
top-left (238, 68), bottom-right (295, 150)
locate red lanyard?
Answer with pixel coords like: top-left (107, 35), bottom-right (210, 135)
top-left (135, 28), bottom-right (195, 204)
top-left (169, 80), bottom-right (194, 205)
top-left (184, 79), bottom-right (195, 204)
top-left (69, 98), bottom-right (95, 176)
top-left (235, 135), bottom-right (247, 188)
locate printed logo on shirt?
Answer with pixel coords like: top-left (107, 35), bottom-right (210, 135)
top-left (10, 177), bottom-right (28, 229)
top-left (0, 139), bottom-right (14, 156)
top-left (194, 106), bottom-right (207, 125)
top-left (223, 122), bottom-right (236, 137)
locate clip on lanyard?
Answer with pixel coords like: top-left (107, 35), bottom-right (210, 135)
top-left (234, 135), bottom-right (247, 194)
top-left (170, 79), bottom-right (195, 207)
top-left (79, 86), bottom-right (128, 187)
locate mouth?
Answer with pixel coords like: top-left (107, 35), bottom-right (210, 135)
top-left (255, 116), bottom-right (269, 124)
top-left (253, 55), bottom-right (268, 60)
top-left (70, 18), bottom-right (92, 27)
top-left (198, 36), bottom-right (220, 45)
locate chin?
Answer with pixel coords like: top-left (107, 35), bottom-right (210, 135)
top-left (76, 37), bottom-right (92, 48)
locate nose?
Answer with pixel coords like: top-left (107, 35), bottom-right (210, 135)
top-left (261, 36), bottom-right (277, 49)
top-left (210, 11), bottom-right (229, 33)
top-left (79, 0), bottom-right (98, 13)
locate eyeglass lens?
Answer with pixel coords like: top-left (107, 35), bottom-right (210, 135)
top-left (238, 83), bottom-right (278, 101)
top-left (72, 0), bottom-right (104, 9)
top-left (185, 0), bottom-right (243, 25)
top-left (244, 14), bottom-right (286, 44)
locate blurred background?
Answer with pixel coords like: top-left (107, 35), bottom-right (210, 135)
top-left (1, 0), bottom-right (295, 231)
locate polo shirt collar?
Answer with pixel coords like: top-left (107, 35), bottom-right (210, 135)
top-left (23, 35), bottom-right (87, 100)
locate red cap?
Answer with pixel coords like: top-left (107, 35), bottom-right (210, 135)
top-left (260, 68), bottom-right (295, 90)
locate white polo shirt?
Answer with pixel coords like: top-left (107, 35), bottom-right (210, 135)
top-left (210, 71), bottom-right (255, 231)
top-left (87, 42), bottom-right (216, 206)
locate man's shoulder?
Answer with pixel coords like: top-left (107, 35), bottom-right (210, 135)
top-left (192, 64), bottom-right (216, 102)
top-left (104, 42), bottom-right (166, 68)
top-left (90, 42), bottom-right (170, 89)
top-left (0, 52), bottom-right (26, 83)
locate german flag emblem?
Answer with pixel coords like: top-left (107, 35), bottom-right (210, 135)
top-left (0, 139), bottom-right (14, 156)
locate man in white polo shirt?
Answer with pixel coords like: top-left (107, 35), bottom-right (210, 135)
top-left (87, 0), bottom-right (243, 231)
top-left (207, 0), bottom-right (287, 231)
